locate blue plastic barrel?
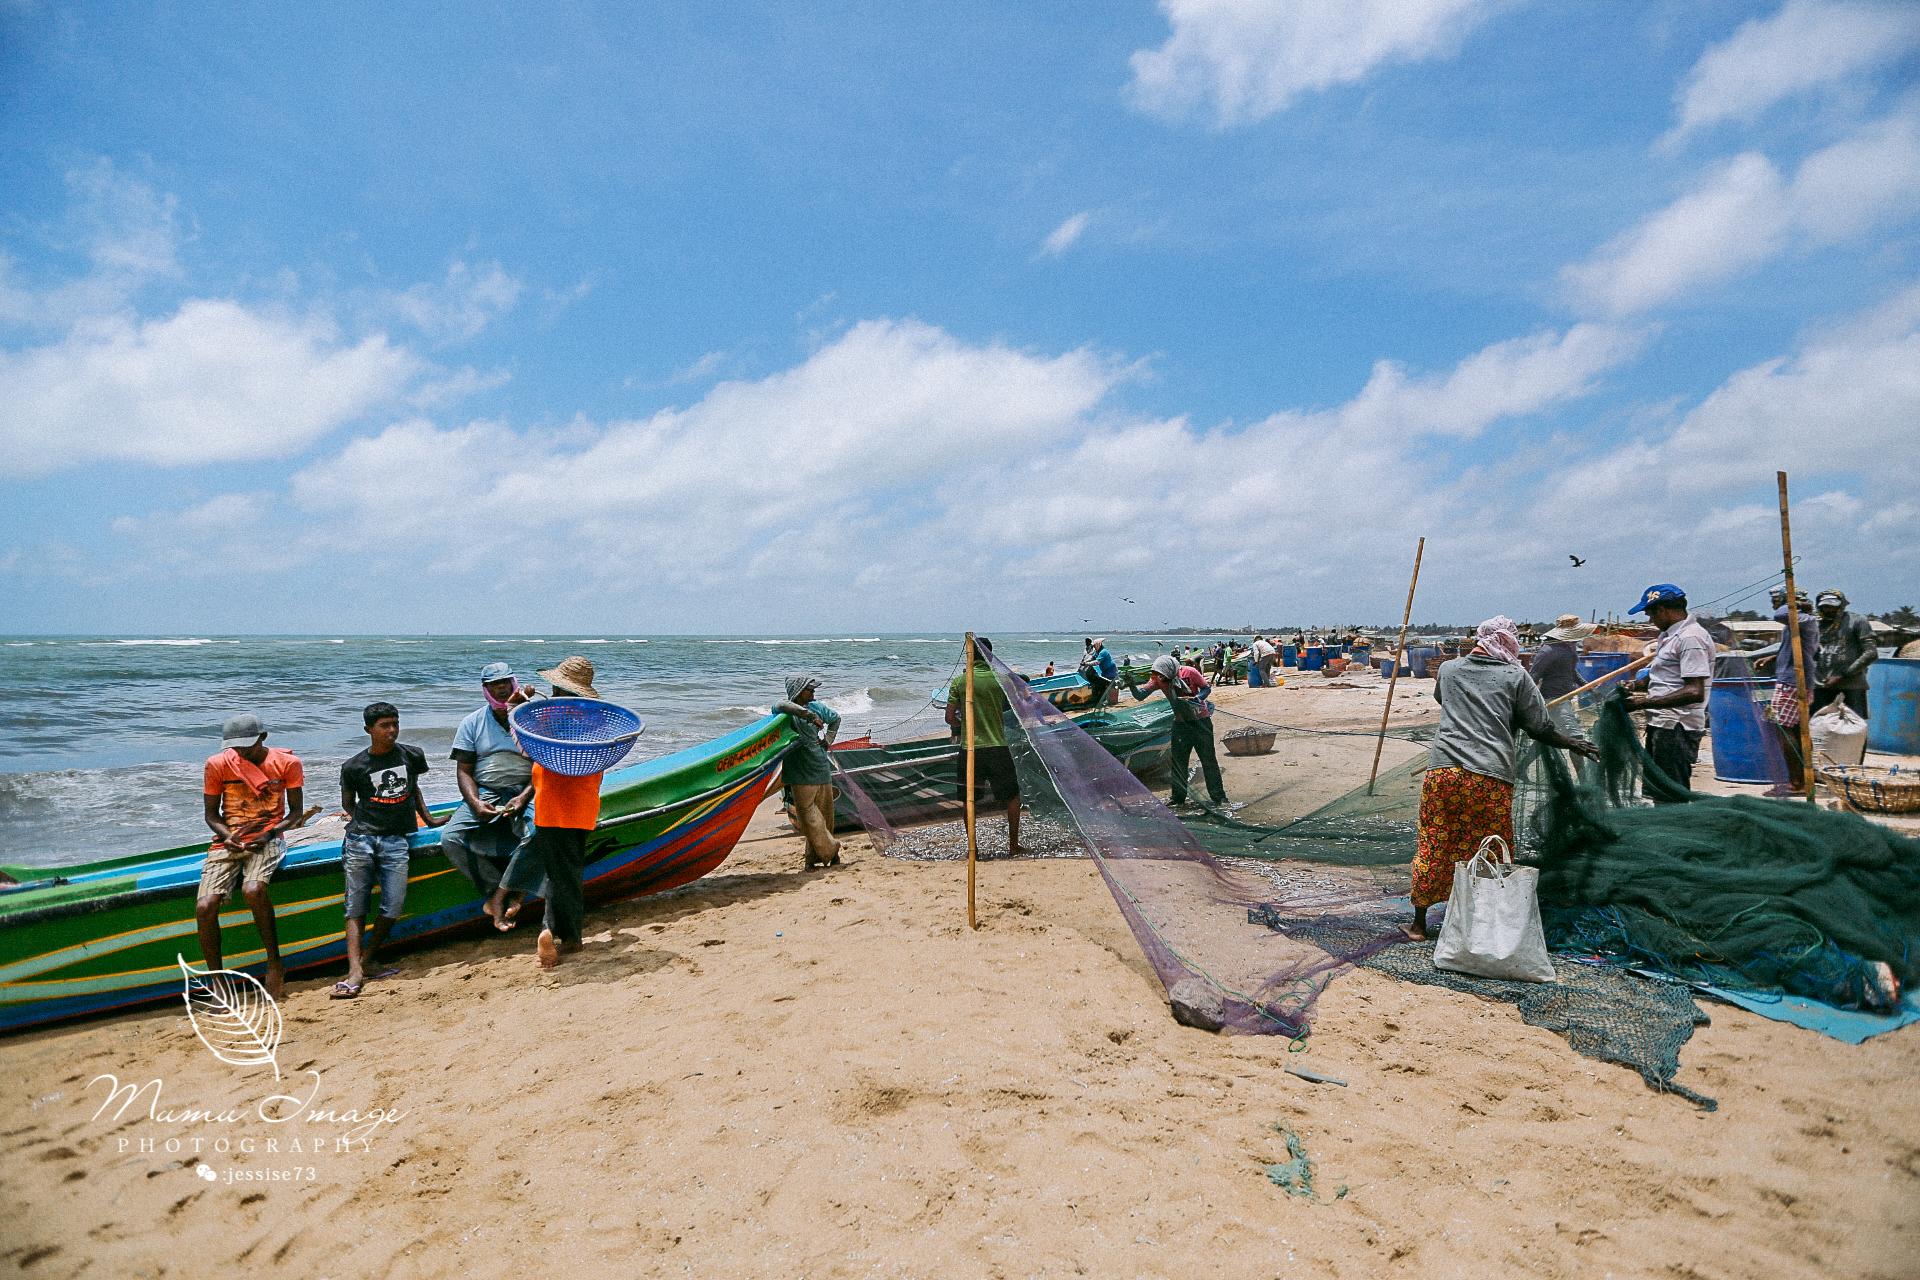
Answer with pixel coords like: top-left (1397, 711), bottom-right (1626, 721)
top-left (1710, 677), bottom-right (1786, 783)
top-left (1281, 644), bottom-right (1297, 667)
top-left (1866, 658), bottom-right (1920, 754)
top-left (1575, 650), bottom-right (1633, 694)
top-left (1408, 646), bottom-right (1441, 677)
top-left (1302, 646), bottom-right (1324, 671)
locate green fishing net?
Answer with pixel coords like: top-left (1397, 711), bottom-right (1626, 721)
top-left (1518, 693), bottom-right (1920, 1007)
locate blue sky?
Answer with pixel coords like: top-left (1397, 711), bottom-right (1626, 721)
top-left (2, 0), bottom-right (1916, 634)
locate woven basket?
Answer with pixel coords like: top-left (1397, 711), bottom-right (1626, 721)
top-left (1818, 764), bottom-right (1920, 815)
top-left (1223, 727), bottom-right (1277, 756)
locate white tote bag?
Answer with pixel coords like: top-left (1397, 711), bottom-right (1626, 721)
top-left (1432, 836), bottom-right (1556, 983)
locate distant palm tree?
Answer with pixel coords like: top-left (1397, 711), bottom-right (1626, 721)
top-left (1882, 604), bottom-right (1919, 628)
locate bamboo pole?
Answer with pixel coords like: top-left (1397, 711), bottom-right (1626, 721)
top-left (1544, 650), bottom-right (1655, 709)
top-left (1778, 472), bottom-right (1818, 803)
top-left (964, 631), bottom-right (979, 930)
top-left (1369, 537), bottom-right (1425, 793)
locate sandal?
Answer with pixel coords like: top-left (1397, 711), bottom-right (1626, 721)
top-left (329, 979), bottom-right (363, 1000)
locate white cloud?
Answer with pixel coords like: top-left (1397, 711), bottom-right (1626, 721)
top-left (0, 299), bottom-right (420, 476)
top-left (1563, 153), bottom-right (1791, 316)
top-left (277, 319), bottom-right (1129, 588)
top-left (1518, 281), bottom-right (1920, 584)
top-left (1668, 0), bottom-right (1920, 142)
top-left (1041, 211), bottom-right (1092, 256)
top-left (1662, 320), bottom-right (1920, 484)
top-left (108, 314), bottom-right (1636, 626)
top-left (1327, 323), bottom-right (1644, 440)
top-left (1128, 0), bottom-right (1508, 127)
top-left (0, 160), bottom-right (183, 331)
top-left (1789, 109), bottom-right (1920, 240)
top-left (1564, 111), bottom-right (1920, 315)
top-left (383, 260), bottom-right (524, 344)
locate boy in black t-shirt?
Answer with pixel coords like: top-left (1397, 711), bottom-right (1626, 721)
top-left (334, 702), bottom-right (446, 999)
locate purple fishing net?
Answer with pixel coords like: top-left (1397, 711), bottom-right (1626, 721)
top-left (834, 648), bottom-right (1409, 1036)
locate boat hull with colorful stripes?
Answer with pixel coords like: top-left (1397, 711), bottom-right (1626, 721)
top-left (0, 715), bottom-right (797, 1035)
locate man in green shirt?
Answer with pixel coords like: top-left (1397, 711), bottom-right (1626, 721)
top-left (944, 638), bottom-right (1027, 855)
top-left (774, 674), bottom-right (842, 870)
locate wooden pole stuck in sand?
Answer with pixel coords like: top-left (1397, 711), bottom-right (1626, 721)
top-left (964, 631), bottom-right (979, 930)
top-left (1777, 471), bottom-right (1818, 804)
top-left (1369, 536), bottom-right (1425, 794)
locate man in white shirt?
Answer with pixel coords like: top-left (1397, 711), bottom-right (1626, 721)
top-left (1623, 583), bottom-right (1714, 800)
top-left (1250, 634), bottom-right (1277, 687)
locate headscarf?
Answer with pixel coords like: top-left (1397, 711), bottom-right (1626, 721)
top-left (784, 673), bottom-right (820, 702)
top-left (1471, 615), bottom-right (1522, 665)
top-left (1817, 589), bottom-right (1847, 608)
top-left (1150, 655), bottom-right (1180, 686)
top-left (484, 676), bottom-right (521, 711)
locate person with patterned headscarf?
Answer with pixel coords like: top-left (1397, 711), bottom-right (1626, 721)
top-left (1405, 616), bottom-right (1596, 941)
top-left (774, 674), bottom-right (843, 870)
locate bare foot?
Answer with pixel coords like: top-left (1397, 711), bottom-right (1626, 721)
top-left (1008, 844), bottom-right (1032, 856)
top-left (536, 929), bottom-right (559, 969)
top-left (485, 889), bottom-right (515, 932)
top-left (263, 965), bottom-right (286, 999)
top-left (1399, 923), bottom-right (1427, 942)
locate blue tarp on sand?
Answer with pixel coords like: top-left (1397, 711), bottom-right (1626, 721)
top-left (1697, 986), bottom-right (1920, 1044)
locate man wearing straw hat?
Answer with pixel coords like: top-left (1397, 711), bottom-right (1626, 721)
top-left (488, 655), bottom-right (607, 968)
top-left (538, 655), bottom-right (601, 700)
top-left (1530, 614), bottom-right (1594, 740)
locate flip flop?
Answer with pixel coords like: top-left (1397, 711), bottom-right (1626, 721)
top-left (329, 979), bottom-right (363, 1000)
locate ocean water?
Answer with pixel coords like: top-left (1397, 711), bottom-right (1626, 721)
top-left (0, 633), bottom-right (1199, 868)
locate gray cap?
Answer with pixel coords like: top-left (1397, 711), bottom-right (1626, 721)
top-left (220, 713), bottom-right (266, 749)
top-left (480, 661), bottom-right (515, 683)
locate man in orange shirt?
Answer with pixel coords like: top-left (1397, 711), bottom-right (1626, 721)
top-left (485, 657), bottom-right (605, 968)
top-left (198, 713), bottom-right (308, 997)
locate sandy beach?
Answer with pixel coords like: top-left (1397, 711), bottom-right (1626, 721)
top-left (4, 675), bottom-right (1917, 1279)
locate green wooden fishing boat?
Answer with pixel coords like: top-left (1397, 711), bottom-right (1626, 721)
top-left (0, 715), bottom-right (798, 1035)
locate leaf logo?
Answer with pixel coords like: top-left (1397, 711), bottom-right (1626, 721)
top-left (177, 956), bottom-right (283, 1080)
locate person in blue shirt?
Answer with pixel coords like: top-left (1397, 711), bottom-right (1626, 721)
top-left (1080, 637), bottom-right (1119, 706)
top-left (441, 662), bottom-right (538, 918)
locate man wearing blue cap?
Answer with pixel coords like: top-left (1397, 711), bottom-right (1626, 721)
top-left (442, 662), bottom-right (537, 916)
top-left (1623, 584), bottom-right (1714, 799)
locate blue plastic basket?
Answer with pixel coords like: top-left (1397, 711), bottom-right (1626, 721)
top-left (510, 698), bottom-right (644, 777)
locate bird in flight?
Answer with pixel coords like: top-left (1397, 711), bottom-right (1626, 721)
top-left (1568, 555), bottom-right (1586, 568)
top-left (1121, 597), bottom-right (1136, 604)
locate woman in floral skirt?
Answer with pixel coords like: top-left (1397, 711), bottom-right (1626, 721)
top-left (1405, 617), bottom-right (1598, 941)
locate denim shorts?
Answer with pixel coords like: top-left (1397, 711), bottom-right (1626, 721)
top-left (342, 833), bottom-right (412, 920)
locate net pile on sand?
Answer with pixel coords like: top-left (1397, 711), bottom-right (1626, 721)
top-left (1519, 693), bottom-right (1920, 1010)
